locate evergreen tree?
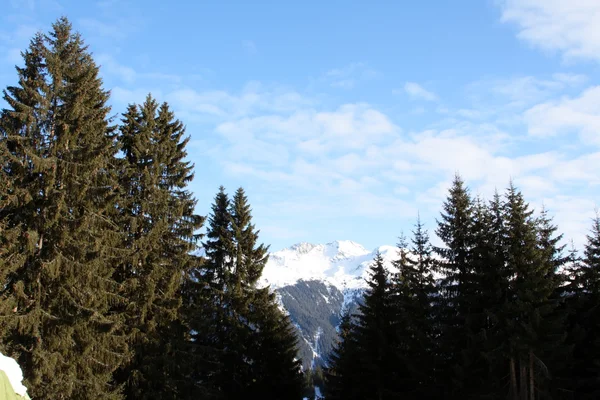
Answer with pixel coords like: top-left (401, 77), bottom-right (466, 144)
top-left (0, 17), bottom-right (128, 399)
top-left (390, 219), bottom-right (438, 397)
top-left (433, 174), bottom-right (475, 396)
top-left (229, 187), bottom-right (304, 399)
top-left (352, 251), bottom-right (399, 399)
top-left (324, 312), bottom-right (362, 400)
top-left (198, 186), bottom-right (304, 399)
top-left (193, 186), bottom-right (236, 397)
top-left (502, 183), bottom-right (566, 400)
top-left (246, 288), bottom-right (305, 399)
top-left (464, 194), bottom-right (510, 399)
top-left (112, 96), bottom-right (205, 399)
top-left (564, 214), bottom-right (600, 398)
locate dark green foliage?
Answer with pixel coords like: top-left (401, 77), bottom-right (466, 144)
top-left (111, 95), bottom-right (205, 399)
top-left (432, 174), bottom-right (475, 396)
top-left (325, 252), bottom-right (400, 399)
top-left (194, 186), bottom-right (305, 399)
top-left (0, 17), bottom-right (128, 399)
top-left (461, 194), bottom-right (509, 399)
top-left (391, 219), bottom-right (438, 397)
top-left (324, 312), bottom-right (362, 400)
top-left (502, 183), bottom-right (567, 400)
top-left (323, 181), bottom-right (579, 400)
top-left (563, 215), bottom-right (600, 398)
top-left (354, 251), bottom-right (400, 399)
top-left (245, 288), bottom-right (305, 399)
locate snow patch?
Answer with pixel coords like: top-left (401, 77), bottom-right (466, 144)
top-left (0, 352), bottom-right (28, 397)
top-left (309, 327), bottom-right (323, 369)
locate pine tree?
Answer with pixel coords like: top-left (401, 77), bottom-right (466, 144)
top-left (390, 219), bottom-right (438, 397)
top-left (534, 207), bottom-right (570, 397)
top-left (0, 17), bottom-right (128, 399)
top-left (464, 194), bottom-right (510, 399)
top-left (502, 183), bottom-right (566, 400)
top-left (433, 174), bottom-right (475, 396)
top-left (351, 251), bottom-right (399, 399)
top-left (231, 187), bottom-right (304, 399)
top-left (324, 312), bottom-right (362, 400)
top-left (112, 95), bottom-right (205, 399)
top-left (197, 186), bottom-right (304, 399)
top-left (190, 186), bottom-right (235, 397)
top-left (245, 288), bottom-right (305, 399)
top-left (564, 214), bottom-right (600, 398)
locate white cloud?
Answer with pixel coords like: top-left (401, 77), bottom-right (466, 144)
top-left (402, 82), bottom-right (438, 101)
top-left (464, 74), bottom-right (587, 110)
top-left (167, 82), bottom-right (314, 120)
top-left (550, 152), bottom-right (600, 184)
top-left (523, 85), bottom-right (600, 145)
top-left (91, 69), bottom-right (599, 251)
top-left (499, 0), bottom-right (600, 63)
top-left (97, 54), bottom-right (136, 83)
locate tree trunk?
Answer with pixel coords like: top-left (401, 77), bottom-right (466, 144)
top-left (510, 357), bottom-right (518, 400)
top-left (529, 351), bottom-right (535, 400)
top-left (520, 356), bottom-right (528, 400)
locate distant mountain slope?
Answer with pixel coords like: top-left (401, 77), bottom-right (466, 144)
top-left (260, 240), bottom-right (399, 370)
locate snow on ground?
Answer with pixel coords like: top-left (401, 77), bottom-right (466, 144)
top-left (0, 352), bottom-right (28, 396)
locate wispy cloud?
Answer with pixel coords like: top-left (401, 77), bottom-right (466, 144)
top-left (324, 62), bottom-right (379, 89)
top-left (195, 74), bottom-right (598, 249)
top-left (400, 82), bottom-right (438, 101)
top-left (523, 85), bottom-right (600, 146)
top-left (499, 0), bottom-right (600, 63)
top-left (96, 54), bottom-right (184, 87)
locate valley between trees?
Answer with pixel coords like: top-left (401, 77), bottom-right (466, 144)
top-left (1, 17), bottom-right (600, 400)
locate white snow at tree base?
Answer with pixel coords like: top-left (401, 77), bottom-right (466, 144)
top-left (0, 352), bottom-right (28, 396)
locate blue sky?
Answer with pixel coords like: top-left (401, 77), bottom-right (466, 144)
top-left (1, 0), bottom-right (599, 252)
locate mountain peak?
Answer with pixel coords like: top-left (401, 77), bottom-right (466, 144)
top-left (289, 242), bottom-right (318, 254)
top-left (324, 240), bottom-right (369, 259)
top-left (261, 240), bottom-right (399, 291)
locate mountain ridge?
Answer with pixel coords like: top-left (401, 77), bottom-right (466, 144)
top-left (260, 240), bottom-right (400, 371)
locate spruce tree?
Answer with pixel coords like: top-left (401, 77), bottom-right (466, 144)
top-left (246, 288), bottom-right (305, 399)
top-left (198, 186), bottom-right (304, 399)
top-left (464, 194), bottom-right (510, 399)
top-left (324, 312), bottom-right (362, 400)
top-left (352, 251), bottom-right (399, 399)
top-left (389, 219), bottom-right (438, 397)
top-left (564, 215), bottom-right (600, 398)
top-left (0, 17), bottom-right (128, 399)
top-left (433, 174), bottom-right (475, 396)
top-left (502, 183), bottom-right (566, 400)
top-left (112, 95), bottom-right (205, 399)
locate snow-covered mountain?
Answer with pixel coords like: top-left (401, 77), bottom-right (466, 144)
top-left (260, 240), bottom-right (399, 370)
top-left (261, 240), bottom-right (398, 291)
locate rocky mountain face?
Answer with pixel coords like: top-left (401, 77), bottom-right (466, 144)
top-left (260, 241), bottom-right (399, 370)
